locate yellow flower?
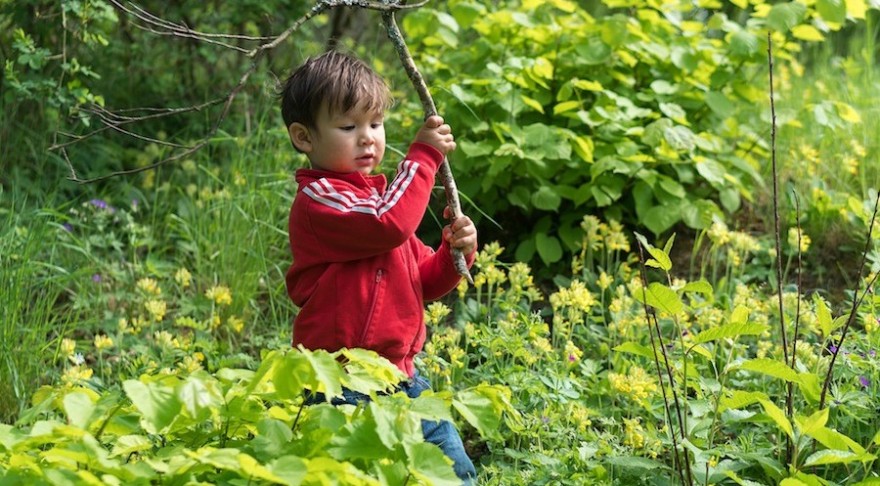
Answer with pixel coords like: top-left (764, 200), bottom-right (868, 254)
top-left (425, 302), bottom-right (452, 326)
top-left (62, 366), bottom-right (94, 386)
top-left (60, 338), bottom-right (76, 357)
top-left (565, 340), bottom-right (582, 363)
top-left (228, 315), bottom-right (245, 334)
top-left (623, 418), bottom-right (645, 449)
top-left (178, 355), bottom-right (203, 374)
top-left (137, 277), bottom-right (162, 296)
top-left (175, 315), bottom-right (202, 330)
top-left (94, 334), bottom-right (113, 351)
top-left (233, 170), bottom-right (246, 186)
top-left (787, 227), bottom-right (810, 253)
top-left (145, 299), bottom-right (167, 322)
top-left (154, 330), bottom-right (180, 348)
top-left (205, 285), bottom-right (233, 306)
top-left (175, 268), bottom-right (192, 288)
top-left (609, 366), bottom-right (658, 402)
top-left (598, 272), bottom-right (613, 290)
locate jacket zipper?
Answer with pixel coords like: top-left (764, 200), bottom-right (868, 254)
top-left (358, 269), bottom-right (383, 346)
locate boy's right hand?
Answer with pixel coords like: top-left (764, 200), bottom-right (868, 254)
top-left (414, 115), bottom-right (456, 156)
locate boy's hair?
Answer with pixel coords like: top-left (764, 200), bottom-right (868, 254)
top-left (280, 50), bottom-right (392, 131)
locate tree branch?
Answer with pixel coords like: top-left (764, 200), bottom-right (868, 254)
top-left (56, 0), bottom-right (429, 184)
top-left (381, 3), bottom-right (473, 283)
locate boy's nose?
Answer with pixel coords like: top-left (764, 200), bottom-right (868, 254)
top-left (359, 132), bottom-right (374, 145)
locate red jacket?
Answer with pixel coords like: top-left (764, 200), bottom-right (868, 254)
top-left (286, 142), bottom-right (473, 377)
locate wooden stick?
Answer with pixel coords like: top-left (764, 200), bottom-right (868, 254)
top-left (381, 8), bottom-right (473, 283)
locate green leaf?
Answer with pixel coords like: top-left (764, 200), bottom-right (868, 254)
top-left (796, 408), bottom-right (828, 435)
top-left (705, 91), bottom-right (735, 118)
top-left (301, 348), bottom-right (344, 398)
top-left (695, 159), bottom-right (727, 186)
top-left (109, 434), bottom-right (152, 458)
top-left (766, 2), bottom-right (807, 32)
top-left (802, 449), bottom-right (866, 467)
top-left (63, 391), bottom-right (95, 429)
top-left (817, 0), bottom-right (847, 23)
top-left (267, 455), bottom-right (307, 486)
top-left (814, 294), bottom-right (834, 336)
top-left (123, 379), bottom-right (182, 434)
top-left (177, 375), bottom-right (220, 420)
top-left (642, 204), bottom-right (681, 236)
top-left (719, 390), bottom-right (768, 411)
top-left (532, 186), bottom-right (562, 211)
top-left (613, 342), bottom-right (655, 359)
top-left (605, 455), bottom-right (668, 470)
top-left (535, 232), bottom-right (563, 264)
top-left (328, 415), bottom-right (392, 461)
top-left (645, 245), bottom-right (672, 271)
top-left (757, 398), bottom-right (793, 439)
top-left (792, 24), bottom-right (825, 41)
top-left (807, 426), bottom-right (865, 453)
top-left (681, 280), bottom-right (713, 297)
top-left (734, 358), bottom-right (801, 383)
top-left (638, 282), bottom-right (684, 315)
top-left (452, 385), bottom-right (512, 440)
top-left (405, 442), bottom-right (459, 486)
top-left (691, 322), bottom-right (768, 345)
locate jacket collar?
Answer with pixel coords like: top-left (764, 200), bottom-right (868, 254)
top-left (295, 167), bottom-right (388, 192)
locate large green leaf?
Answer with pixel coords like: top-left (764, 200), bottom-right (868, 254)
top-left (613, 342), bottom-right (655, 359)
top-left (817, 0), bottom-right (847, 23)
top-left (405, 442), bottom-right (459, 486)
top-left (766, 2), bottom-right (807, 32)
top-left (691, 322), bottom-right (768, 345)
top-left (63, 391), bottom-right (95, 430)
top-left (633, 282), bottom-right (684, 315)
top-left (757, 399), bottom-right (793, 439)
top-left (123, 379), bottom-right (182, 434)
top-left (452, 385), bottom-right (512, 440)
top-left (802, 450), bottom-right (869, 467)
top-left (733, 358), bottom-right (801, 383)
top-left (535, 231), bottom-right (563, 264)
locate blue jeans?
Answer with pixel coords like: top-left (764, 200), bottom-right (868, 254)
top-left (305, 372), bottom-right (477, 484)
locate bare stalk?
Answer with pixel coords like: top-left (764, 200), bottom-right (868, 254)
top-left (636, 241), bottom-right (693, 486)
top-left (819, 190), bottom-right (880, 409)
top-left (767, 32), bottom-right (795, 464)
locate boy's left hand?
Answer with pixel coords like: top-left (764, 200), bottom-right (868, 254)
top-left (442, 207), bottom-right (477, 256)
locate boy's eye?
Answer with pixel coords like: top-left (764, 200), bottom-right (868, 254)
top-left (340, 125), bottom-right (355, 131)
top-left (371, 122), bottom-right (383, 129)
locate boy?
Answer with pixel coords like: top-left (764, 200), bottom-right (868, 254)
top-left (280, 50), bottom-right (478, 483)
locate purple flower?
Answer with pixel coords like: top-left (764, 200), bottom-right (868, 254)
top-left (542, 416), bottom-right (550, 424)
top-left (92, 274), bottom-right (102, 283)
top-left (859, 376), bottom-right (870, 388)
top-left (62, 223), bottom-right (73, 232)
top-left (90, 199), bottom-right (108, 210)
top-left (870, 350), bottom-right (876, 358)
top-left (568, 354), bottom-right (576, 362)
top-left (829, 344), bottom-right (838, 354)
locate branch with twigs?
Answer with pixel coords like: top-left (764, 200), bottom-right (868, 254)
top-left (56, 0), bottom-right (428, 184)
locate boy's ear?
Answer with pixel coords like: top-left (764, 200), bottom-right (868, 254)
top-left (288, 123), bottom-right (313, 153)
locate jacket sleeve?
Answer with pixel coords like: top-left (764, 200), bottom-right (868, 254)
top-left (414, 238), bottom-right (476, 301)
top-left (298, 143), bottom-right (442, 262)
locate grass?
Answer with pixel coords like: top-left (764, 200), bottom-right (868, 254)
top-left (0, 198), bottom-right (82, 422)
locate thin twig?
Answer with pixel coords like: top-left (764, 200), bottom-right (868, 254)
top-left (636, 241), bottom-right (693, 486)
top-left (820, 190), bottom-right (880, 409)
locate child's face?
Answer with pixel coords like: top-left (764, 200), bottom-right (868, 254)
top-left (291, 103), bottom-right (386, 176)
